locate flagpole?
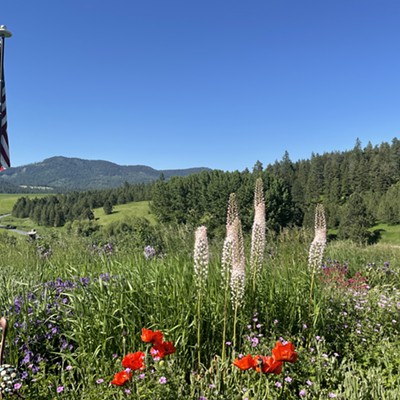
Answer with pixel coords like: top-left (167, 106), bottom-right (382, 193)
top-left (0, 25), bottom-right (11, 108)
top-left (0, 25), bottom-right (12, 171)
top-left (0, 25), bottom-right (12, 100)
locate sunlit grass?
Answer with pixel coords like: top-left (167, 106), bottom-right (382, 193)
top-left (371, 222), bottom-right (400, 245)
top-left (0, 226), bottom-right (399, 399)
top-left (0, 193), bottom-right (50, 215)
top-left (93, 201), bottom-right (156, 225)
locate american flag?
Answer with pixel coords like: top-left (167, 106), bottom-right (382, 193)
top-left (0, 41), bottom-right (10, 171)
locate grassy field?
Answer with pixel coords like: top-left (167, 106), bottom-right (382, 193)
top-left (0, 195), bottom-right (155, 235)
top-left (1, 190), bottom-right (400, 398)
top-left (0, 225), bottom-right (399, 399)
top-left (93, 201), bottom-right (155, 225)
top-left (4, 194), bottom-right (400, 247)
top-left (371, 223), bottom-right (400, 245)
top-left (0, 193), bottom-right (50, 215)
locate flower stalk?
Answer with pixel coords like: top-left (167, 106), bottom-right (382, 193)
top-left (194, 226), bottom-right (209, 369)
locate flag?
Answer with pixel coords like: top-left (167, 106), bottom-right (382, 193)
top-left (0, 41), bottom-right (10, 171)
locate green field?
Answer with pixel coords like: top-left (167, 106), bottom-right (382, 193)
top-left (371, 223), bottom-right (400, 245)
top-left (93, 201), bottom-right (155, 225)
top-left (1, 194), bottom-right (400, 246)
top-left (0, 195), bottom-right (155, 234)
top-left (0, 193), bottom-right (50, 215)
top-left (1, 190), bottom-right (400, 398)
top-left (0, 222), bottom-right (399, 399)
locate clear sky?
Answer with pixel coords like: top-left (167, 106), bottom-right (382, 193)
top-left (2, 0), bottom-right (400, 171)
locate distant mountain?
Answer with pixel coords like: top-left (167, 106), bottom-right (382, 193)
top-left (0, 156), bottom-right (210, 191)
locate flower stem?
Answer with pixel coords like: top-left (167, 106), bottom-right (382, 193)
top-left (196, 290), bottom-right (202, 368)
top-left (221, 285), bottom-right (229, 364)
top-left (308, 268), bottom-right (316, 321)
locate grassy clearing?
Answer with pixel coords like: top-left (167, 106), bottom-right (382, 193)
top-left (93, 201), bottom-right (155, 225)
top-left (0, 193), bottom-right (50, 215)
top-left (371, 223), bottom-right (400, 245)
top-left (0, 199), bottom-right (155, 236)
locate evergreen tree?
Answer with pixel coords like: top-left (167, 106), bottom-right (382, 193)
top-left (338, 193), bottom-right (374, 244)
top-left (103, 200), bottom-right (113, 215)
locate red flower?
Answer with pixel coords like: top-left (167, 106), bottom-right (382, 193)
top-left (122, 351), bottom-right (145, 370)
top-left (111, 370), bottom-right (132, 386)
top-left (272, 341), bottom-right (298, 363)
top-left (233, 354), bottom-right (257, 370)
top-left (151, 341), bottom-right (176, 358)
top-left (254, 355), bottom-right (283, 374)
top-left (141, 328), bottom-right (163, 345)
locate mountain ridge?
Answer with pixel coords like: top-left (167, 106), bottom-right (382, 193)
top-left (0, 156), bottom-right (210, 191)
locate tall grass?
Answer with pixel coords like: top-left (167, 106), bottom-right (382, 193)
top-left (0, 226), bottom-right (399, 399)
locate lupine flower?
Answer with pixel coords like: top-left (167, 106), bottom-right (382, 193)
top-left (141, 328), bottom-right (163, 345)
top-left (122, 351), bottom-right (145, 370)
top-left (308, 204), bottom-right (327, 271)
top-left (250, 177), bottom-right (266, 280)
top-left (111, 370), bottom-right (132, 386)
top-left (143, 245), bottom-right (156, 259)
top-left (194, 226), bottom-right (209, 291)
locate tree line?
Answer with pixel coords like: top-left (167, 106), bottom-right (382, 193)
top-left (12, 182), bottom-right (152, 227)
top-left (11, 138), bottom-right (400, 243)
top-left (267, 138), bottom-right (400, 234)
top-left (150, 138), bottom-right (400, 241)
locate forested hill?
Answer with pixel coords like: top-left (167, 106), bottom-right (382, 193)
top-left (149, 138), bottom-right (400, 241)
top-left (0, 156), bottom-right (209, 191)
top-left (266, 138), bottom-right (400, 227)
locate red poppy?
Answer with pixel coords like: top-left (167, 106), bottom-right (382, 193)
top-left (150, 341), bottom-right (176, 358)
top-left (141, 328), bottom-right (163, 345)
top-left (111, 370), bottom-right (132, 386)
top-left (272, 341), bottom-right (298, 363)
top-left (233, 354), bottom-right (257, 370)
top-left (122, 351), bottom-right (145, 370)
top-left (254, 355), bottom-right (283, 374)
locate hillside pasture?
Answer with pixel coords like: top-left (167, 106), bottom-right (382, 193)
top-left (93, 200), bottom-right (155, 225)
top-left (371, 223), bottom-right (400, 245)
top-left (0, 193), bottom-right (50, 215)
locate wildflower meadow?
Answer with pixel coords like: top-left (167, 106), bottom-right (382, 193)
top-left (0, 181), bottom-right (399, 399)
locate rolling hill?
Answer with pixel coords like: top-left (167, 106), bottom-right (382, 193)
top-left (0, 156), bottom-right (210, 191)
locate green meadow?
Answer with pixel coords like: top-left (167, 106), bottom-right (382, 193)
top-left (0, 190), bottom-right (399, 399)
top-left (93, 201), bottom-right (156, 225)
top-left (0, 193), bottom-right (49, 215)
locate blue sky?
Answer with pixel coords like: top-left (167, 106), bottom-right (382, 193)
top-left (2, 0), bottom-right (400, 171)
